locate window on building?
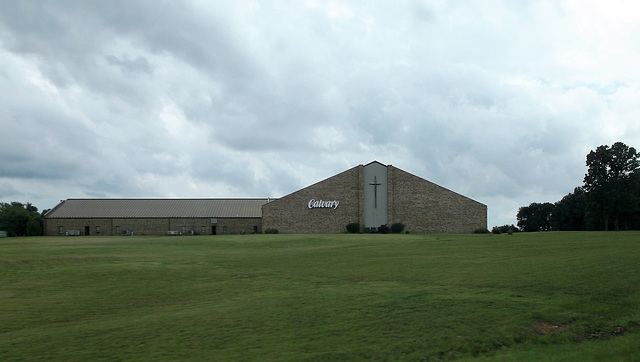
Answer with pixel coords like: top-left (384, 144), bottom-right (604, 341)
top-left (223, 226), bottom-right (228, 234)
top-left (116, 226), bottom-right (120, 234)
top-left (182, 226), bottom-right (186, 232)
top-left (59, 226), bottom-right (64, 234)
top-left (96, 226), bottom-right (101, 234)
top-left (201, 226), bottom-right (205, 234)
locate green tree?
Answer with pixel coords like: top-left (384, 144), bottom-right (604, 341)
top-left (615, 171), bottom-right (640, 230)
top-left (517, 202), bottom-right (554, 232)
top-left (583, 142), bottom-right (640, 230)
top-left (494, 224), bottom-right (519, 234)
top-left (552, 187), bottom-right (586, 231)
top-left (0, 202), bottom-right (44, 237)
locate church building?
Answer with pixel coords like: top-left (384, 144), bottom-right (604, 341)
top-left (262, 161), bottom-right (486, 233)
top-left (44, 161), bottom-right (486, 235)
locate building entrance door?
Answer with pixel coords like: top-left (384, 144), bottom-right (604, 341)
top-left (212, 226), bottom-right (217, 235)
top-left (85, 226), bottom-right (90, 236)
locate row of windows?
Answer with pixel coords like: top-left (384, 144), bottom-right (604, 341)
top-left (58, 226), bottom-right (100, 233)
top-left (58, 225), bottom-right (257, 234)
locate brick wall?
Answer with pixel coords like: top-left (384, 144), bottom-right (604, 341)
top-left (389, 167), bottom-right (487, 233)
top-left (262, 164), bottom-right (487, 234)
top-left (45, 217), bottom-right (262, 236)
top-left (262, 166), bottom-right (362, 233)
top-left (44, 164), bottom-right (487, 236)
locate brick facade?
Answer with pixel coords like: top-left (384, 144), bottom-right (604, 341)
top-left (261, 166), bottom-right (363, 233)
top-left (45, 217), bottom-right (262, 236)
top-left (45, 162), bottom-right (486, 235)
top-left (262, 162), bottom-right (486, 234)
top-left (388, 166), bottom-right (487, 233)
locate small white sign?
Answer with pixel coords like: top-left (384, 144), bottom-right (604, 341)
top-left (308, 199), bottom-right (340, 209)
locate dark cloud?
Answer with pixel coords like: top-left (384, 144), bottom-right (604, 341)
top-left (105, 55), bottom-right (152, 74)
top-left (0, 181), bottom-right (20, 200)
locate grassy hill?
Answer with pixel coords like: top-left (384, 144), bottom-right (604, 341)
top-left (1, 232), bottom-right (639, 360)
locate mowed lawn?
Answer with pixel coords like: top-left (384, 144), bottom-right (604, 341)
top-left (1, 232), bottom-right (639, 361)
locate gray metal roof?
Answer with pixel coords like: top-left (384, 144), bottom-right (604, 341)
top-left (45, 199), bottom-right (272, 219)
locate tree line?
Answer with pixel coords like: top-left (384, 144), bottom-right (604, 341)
top-left (0, 202), bottom-right (47, 237)
top-left (517, 142), bottom-right (640, 232)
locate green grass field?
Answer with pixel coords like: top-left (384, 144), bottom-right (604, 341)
top-left (1, 232), bottom-right (639, 361)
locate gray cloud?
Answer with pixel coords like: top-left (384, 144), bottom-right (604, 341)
top-left (1, 1), bottom-right (639, 227)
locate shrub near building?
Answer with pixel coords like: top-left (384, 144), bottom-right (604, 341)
top-left (346, 223), bottom-right (362, 233)
top-left (391, 223), bottom-right (406, 233)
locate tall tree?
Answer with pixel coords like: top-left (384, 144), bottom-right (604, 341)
top-left (552, 187), bottom-right (586, 231)
top-left (517, 202), bottom-right (554, 232)
top-left (583, 142), bottom-right (640, 230)
top-left (617, 171), bottom-right (640, 230)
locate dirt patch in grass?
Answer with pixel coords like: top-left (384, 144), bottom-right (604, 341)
top-left (532, 320), bottom-right (573, 335)
top-left (573, 323), bottom-right (633, 343)
top-left (533, 320), bottom-right (639, 343)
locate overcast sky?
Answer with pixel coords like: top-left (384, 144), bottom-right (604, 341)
top-left (1, 1), bottom-right (639, 228)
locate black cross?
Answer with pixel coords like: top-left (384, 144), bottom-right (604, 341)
top-left (369, 176), bottom-right (382, 208)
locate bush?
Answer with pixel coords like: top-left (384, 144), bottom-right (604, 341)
top-left (264, 228), bottom-right (279, 234)
top-left (346, 223), bottom-right (361, 233)
top-left (377, 224), bottom-right (390, 234)
top-left (474, 227), bottom-right (490, 234)
top-left (494, 224), bottom-right (519, 234)
top-left (492, 227), bottom-right (502, 234)
top-left (391, 222), bottom-right (406, 234)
